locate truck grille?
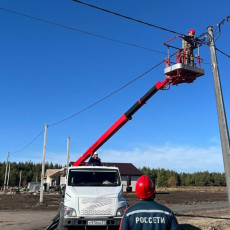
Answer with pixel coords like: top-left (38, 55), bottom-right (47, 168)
top-left (79, 197), bottom-right (116, 216)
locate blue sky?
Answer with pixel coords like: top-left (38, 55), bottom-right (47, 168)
top-left (0, 0), bottom-right (229, 173)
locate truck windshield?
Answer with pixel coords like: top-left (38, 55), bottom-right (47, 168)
top-left (68, 169), bottom-right (121, 186)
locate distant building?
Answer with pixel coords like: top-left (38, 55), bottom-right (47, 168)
top-left (45, 168), bottom-right (65, 191)
top-left (45, 163), bottom-right (142, 192)
top-left (102, 163), bottom-right (142, 192)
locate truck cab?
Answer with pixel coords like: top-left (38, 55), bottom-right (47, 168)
top-left (58, 166), bottom-right (128, 230)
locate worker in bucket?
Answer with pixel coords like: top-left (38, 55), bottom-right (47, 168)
top-left (181, 29), bottom-right (197, 66)
top-left (88, 151), bottom-right (101, 166)
top-left (119, 175), bottom-right (179, 230)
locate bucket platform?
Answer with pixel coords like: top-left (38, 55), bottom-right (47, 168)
top-left (163, 35), bottom-right (205, 85)
top-left (164, 63), bottom-right (204, 85)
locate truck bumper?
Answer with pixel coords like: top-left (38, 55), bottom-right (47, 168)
top-left (63, 217), bottom-right (121, 228)
top-left (63, 217), bottom-right (121, 227)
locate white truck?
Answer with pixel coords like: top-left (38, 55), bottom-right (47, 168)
top-left (58, 166), bottom-right (127, 230)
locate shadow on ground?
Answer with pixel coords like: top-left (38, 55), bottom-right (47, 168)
top-left (179, 224), bottom-right (201, 230)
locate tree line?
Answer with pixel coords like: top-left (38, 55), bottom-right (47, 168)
top-left (0, 162), bottom-right (226, 188)
top-left (140, 167), bottom-right (226, 187)
top-left (0, 161), bottom-right (61, 188)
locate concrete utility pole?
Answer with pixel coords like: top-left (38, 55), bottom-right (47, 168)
top-left (7, 163), bottom-right (10, 189)
top-left (19, 170), bottom-right (22, 188)
top-left (207, 26), bottom-right (230, 208)
top-left (66, 137), bottom-right (70, 170)
top-left (40, 124), bottom-right (48, 203)
top-left (4, 152), bottom-right (9, 191)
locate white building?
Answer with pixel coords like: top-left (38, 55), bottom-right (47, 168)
top-left (45, 168), bottom-right (65, 190)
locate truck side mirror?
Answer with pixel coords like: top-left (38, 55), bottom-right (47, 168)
top-left (61, 185), bottom-right (66, 198)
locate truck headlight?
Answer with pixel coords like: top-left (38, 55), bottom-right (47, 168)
top-left (116, 206), bottom-right (127, 217)
top-left (64, 206), bottom-right (77, 217)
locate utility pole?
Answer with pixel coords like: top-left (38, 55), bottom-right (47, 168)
top-left (207, 26), bottom-right (230, 208)
top-left (40, 124), bottom-right (48, 203)
top-left (4, 152), bottom-right (9, 192)
top-left (66, 137), bottom-right (70, 170)
top-left (7, 163), bottom-right (10, 189)
top-left (19, 170), bottom-right (22, 188)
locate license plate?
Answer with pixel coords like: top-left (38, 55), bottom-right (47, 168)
top-left (88, 220), bottom-right (106, 225)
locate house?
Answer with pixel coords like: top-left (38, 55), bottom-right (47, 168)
top-left (45, 168), bottom-right (65, 191)
top-left (45, 163), bottom-right (142, 192)
top-left (102, 163), bottom-right (142, 192)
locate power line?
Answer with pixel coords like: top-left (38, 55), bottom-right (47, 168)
top-left (1, 6), bottom-right (170, 156)
top-left (8, 60), bottom-right (164, 156)
top-left (11, 130), bottom-right (44, 154)
top-left (0, 7), bottom-right (166, 55)
top-left (48, 59), bottom-right (166, 127)
top-left (216, 47), bottom-right (230, 59)
top-left (72, 0), bottom-right (185, 36)
top-left (10, 57), bottom-right (169, 154)
top-left (9, 59), bottom-right (166, 154)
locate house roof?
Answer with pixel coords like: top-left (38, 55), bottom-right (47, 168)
top-left (101, 163), bottom-right (142, 176)
top-left (57, 162), bottom-right (142, 177)
top-left (45, 169), bottom-right (61, 177)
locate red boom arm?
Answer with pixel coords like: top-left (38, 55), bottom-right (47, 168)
top-left (73, 79), bottom-right (168, 166)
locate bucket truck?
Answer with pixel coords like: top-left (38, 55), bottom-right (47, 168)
top-left (47, 35), bottom-right (204, 230)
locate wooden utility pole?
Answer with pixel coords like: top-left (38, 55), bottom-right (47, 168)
top-left (40, 124), bottom-right (48, 203)
top-left (207, 26), bottom-right (230, 209)
top-left (66, 137), bottom-right (70, 170)
top-left (4, 152), bottom-right (9, 191)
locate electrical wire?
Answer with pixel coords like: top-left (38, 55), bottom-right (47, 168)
top-left (214, 15), bottom-right (230, 42)
top-left (197, 32), bottom-right (209, 45)
top-left (4, 4), bottom-right (226, 157)
top-left (11, 130), bottom-right (44, 154)
top-left (216, 47), bottom-right (230, 59)
top-left (72, 0), bottom-right (185, 36)
top-left (8, 59), bottom-right (165, 155)
top-left (216, 16), bottom-right (230, 29)
top-left (1, 5), bottom-right (178, 154)
top-left (10, 54), bottom-right (175, 154)
top-left (0, 7), bottom-right (166, 55)
top-left (48, 58), bottom-right (167, 127)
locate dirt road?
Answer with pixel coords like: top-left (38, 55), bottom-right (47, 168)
top-left (0, 187), bottom-right (229, 230)
top-left (0, 210), bottom-right (56, 230)
top-left (0, 202), bottom-right (229, 230)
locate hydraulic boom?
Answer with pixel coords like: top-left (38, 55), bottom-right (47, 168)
top-left (73, 79), bottom-right (169, 166)
top-left (74, 33), bottom-right (205, 166)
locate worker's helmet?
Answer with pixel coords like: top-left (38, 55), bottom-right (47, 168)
top-left (135, 175), bottom-right (155, 199)
top-left (188, 29), bottom-right (195, 35)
